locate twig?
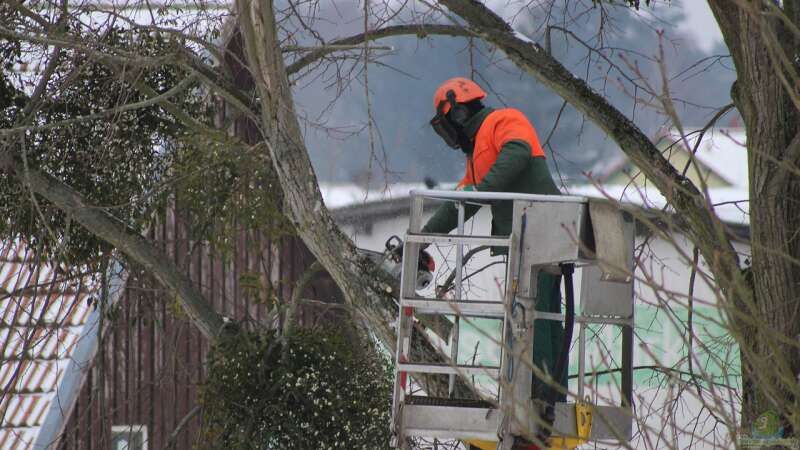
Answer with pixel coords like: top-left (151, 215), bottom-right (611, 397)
top-left (159, 406), bottom-right (201, 450)
top-left (284, 261), bottom-right (323, 336)
top-left (286, 24), bottom-right (470, 75)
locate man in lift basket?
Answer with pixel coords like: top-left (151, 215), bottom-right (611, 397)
top-left (423, 77), bottom-right (567, 430)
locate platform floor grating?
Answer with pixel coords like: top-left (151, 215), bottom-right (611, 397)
top-left (405, 395), bottom-right (496, 409)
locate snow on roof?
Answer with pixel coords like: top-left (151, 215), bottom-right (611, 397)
top-left (0, 242), bottom-right (100, 450)
top-left (586, 151), bottom-right (630, 183)
top-left (567, 183), bottom-right (749, 226)
top-left (666, 128), bottom-right (748, 189)
top-left (588, 127), bottom-right (749, 190)
top-left (324, 179), bottom-right (749, 227)
top-left (574, 127), bottom-right (750, 225)
top-left (320, 182), bottom-right (454, 209)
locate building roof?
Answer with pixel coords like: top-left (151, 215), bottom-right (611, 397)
top-left (323, 182), bottom-right (457, 227)
top-left (0, 242), bottom-right (108, 449)
top-left (663, 128), bottom-right (748, 189)
top-left (566, 184), bottom-right (749, 229)
top-left (325, 180), bottom-right (749, 234)
top-left (689, 128), bottom-right (749, 190)
top-left (577, 127), bottom-right (749, 225)
top-left (321, 182), bottom-right (447, 210)
top-left (590, 127), bottom-right (748, 190)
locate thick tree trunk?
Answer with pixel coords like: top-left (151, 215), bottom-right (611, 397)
top-left (708, 0), bottom-right (800, 433)
top-left (234, 0), bottom-right (475, 398)
top-left (743, 61), bottom-right (800, 436)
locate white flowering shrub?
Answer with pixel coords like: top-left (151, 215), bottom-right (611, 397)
top-left (200, 327), bottom-right (393, 449)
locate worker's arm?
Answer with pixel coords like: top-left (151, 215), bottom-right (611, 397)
top-left (421, 140), bottom-right (531, 233)
top-left (421, 198), bottom-right (481, 234)
top-left (473, 140), bottom-right (531, 192)
top-left (421, 189), bottom-right (482, 234)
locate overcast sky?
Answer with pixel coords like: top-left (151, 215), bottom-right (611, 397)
top-left (675, 0), bottom-right (724, 52)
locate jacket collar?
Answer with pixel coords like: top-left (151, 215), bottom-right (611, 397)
top-left (464, 106), bottom-right (494, 140)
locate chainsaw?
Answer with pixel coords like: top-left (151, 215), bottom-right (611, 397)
top-left (360, 235), bottom-right (435, 291)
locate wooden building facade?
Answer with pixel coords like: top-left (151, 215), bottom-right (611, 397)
top-left (56, 207), bottom-right (342, 450)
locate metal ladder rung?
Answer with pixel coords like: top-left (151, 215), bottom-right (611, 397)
top-left (398, 363), bottom-right (500, 378)
top-left (401, 297), bottom-right (505, 318)
top-left (401, 403), bottom-right (500, 442)
top-left (405, 233), bottom-right (511, 247)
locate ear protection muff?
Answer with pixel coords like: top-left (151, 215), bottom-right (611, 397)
top-left (430, 89), bottom-right (474, 150)
top-left (430, 91), bottom-right (461, 149)
top-left (445, 90), bottom-right (470, 127)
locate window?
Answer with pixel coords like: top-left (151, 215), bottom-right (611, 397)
top-left (111, 425), bottom-right (148, 450)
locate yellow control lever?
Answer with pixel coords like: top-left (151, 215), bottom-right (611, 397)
top-left (464, 402), bottom-right (593, 450)
top-left (547, 401), bottom-right (593, 450)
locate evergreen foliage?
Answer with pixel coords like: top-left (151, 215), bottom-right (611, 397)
top-left (171, 138), bottom-right (290, 254)
top-left (200, 327), bottom-right (393, 450)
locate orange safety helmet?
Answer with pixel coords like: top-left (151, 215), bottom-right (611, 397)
top-left (432, 77), bottom-right (487, 115)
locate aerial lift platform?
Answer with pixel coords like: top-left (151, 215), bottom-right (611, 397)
top-left (390, 190), bottom-right (635, 450)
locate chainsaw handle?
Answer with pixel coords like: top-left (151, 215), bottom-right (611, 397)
top-left (385, 235), bottom-right (403, 252)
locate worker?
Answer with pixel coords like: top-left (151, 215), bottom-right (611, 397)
top-left (422, 77), bottom-right (567, 411)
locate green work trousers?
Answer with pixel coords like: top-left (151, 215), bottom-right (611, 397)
top-left (531, 271), bottom-right (567, 404)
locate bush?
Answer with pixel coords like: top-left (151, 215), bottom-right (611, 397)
top-left (199, 327), bottom-right (393, 449)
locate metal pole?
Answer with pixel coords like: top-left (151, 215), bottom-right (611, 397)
top-left (449, 201), bottom-right (466, 396)
top-left (409, 188), bottom-right (587, 203)
top-left (578, 322), bottom-right (586, 400)
top-left (392, 195), bottom-right (424, 435)
top-left (622, 324), bottom-right (633, 407)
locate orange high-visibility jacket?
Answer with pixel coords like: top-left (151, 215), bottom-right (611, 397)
top-left (423, 106), bottom-right (558, 236)
top-left (457, 108), bottom-right (545, 189)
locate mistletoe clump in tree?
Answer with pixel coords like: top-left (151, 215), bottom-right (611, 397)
top-left (199, 326), bottom-right (393, 450)
top-left (0, 22), bottom-right (207, 266)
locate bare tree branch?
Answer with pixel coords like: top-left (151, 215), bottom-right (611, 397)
top-left (0, 154), bottom-right (227, 339)
top-left (286, 24), bottom-right (470, 75)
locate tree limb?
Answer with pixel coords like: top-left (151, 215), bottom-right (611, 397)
top-left (0, 154), bottom-right (226, 340)
top-left (235, 0), bottom-right (471, 397)
top-left (775, 129), bottom-right (800, 189)
top-left (286, 24), bottom-right (470, 75)
top-left (285, 261), bottom-right (322, 336)
top-left (118, 43), bottom-right (457, 368)
top-left (159, 406), bottom-right (201, 450)
top-left (0, 74), bottom-right (198, 136)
